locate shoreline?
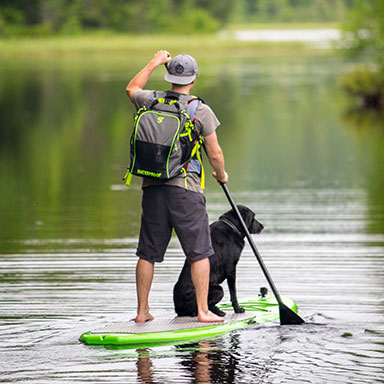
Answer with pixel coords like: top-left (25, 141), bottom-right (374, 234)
top-left (0, 26), bottom-right (340, 58)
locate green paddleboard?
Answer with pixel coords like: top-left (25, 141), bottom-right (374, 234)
top-left (80, 295), bottom-right (298, 347)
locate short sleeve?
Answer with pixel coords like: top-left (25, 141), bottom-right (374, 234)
top-left (194, 103), bottom-right (220, 137)
top-left (131, 90), bottom-right (154, 110)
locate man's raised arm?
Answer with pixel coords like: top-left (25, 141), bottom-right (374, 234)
top-left (126, 50), bottom-right (171, 101)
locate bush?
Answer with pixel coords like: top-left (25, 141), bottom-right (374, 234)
top-left (169, 8), bottom-right (219, 34)
top-left (340, 66), bottom-right (384, 109)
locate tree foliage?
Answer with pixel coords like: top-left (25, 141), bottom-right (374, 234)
top-left (235, 0), bottom-right (351, 23)
top-left (0, 0), bottom-right (220, 36)
top-left (340, 66), bottom-right (384, 108)
top-left (341, 0), bottom-right (384, 67)
top-left (340, 0), bottom-right (384, 109)
top-left (0, 0), bottom-right (353, 37)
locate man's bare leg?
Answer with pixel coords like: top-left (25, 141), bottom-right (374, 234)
top-left (135, 258), bottom-right (155, 322)
top-left (191, 258), bottom-right (224, 322)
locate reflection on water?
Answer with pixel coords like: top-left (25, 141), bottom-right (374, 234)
top-left (135, 323), bottom-right (384, 384)
top-left (0, 52), bottom-right (383, 382)
top-left (1, 187), bottom-right (383, 383)
top-left (135, 339), bottom-right (241, 383)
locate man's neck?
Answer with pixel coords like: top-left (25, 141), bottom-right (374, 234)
top-left (171, 84), bottom-right (192, 95)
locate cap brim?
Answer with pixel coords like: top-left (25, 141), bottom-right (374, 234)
top-left (164, 72), bottom-right (196, 85)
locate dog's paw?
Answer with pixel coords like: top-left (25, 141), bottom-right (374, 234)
top-left (234, 307), bottom-right (245, 314)
top-left (210, 306), bottom-right (226, 317)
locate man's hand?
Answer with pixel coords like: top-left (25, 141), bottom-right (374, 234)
top-left (212, 171), bottom-right (229, 184)
top-left (151, 50), bottom-right (171, 67)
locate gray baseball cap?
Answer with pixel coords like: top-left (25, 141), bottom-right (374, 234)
top-left (164, 54), bottom-right (198, 85)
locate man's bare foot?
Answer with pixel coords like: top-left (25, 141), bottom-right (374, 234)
top-left (135, 312), bottom-right (154, 322)
top-left (198, 310), bottom-right (224, 323)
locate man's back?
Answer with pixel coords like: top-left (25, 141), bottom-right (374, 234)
top-left (130, 89), bottom-right (220, 193)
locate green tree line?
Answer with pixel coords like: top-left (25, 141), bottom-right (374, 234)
top-left (0, 0), bottom-right (353, 36)
top-left (340, 0), bottom-right (384, 109)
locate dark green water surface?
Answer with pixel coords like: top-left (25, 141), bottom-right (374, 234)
top-left (0, 50), bottom-right (383, 383)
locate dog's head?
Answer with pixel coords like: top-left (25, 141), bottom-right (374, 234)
top-left (219, 205), bottom-right (264, 235)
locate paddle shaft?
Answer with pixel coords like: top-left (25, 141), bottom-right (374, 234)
top-left (202, 142), bottom-right (304, 323)
top-left (220, 183), bottom-right (284, 304)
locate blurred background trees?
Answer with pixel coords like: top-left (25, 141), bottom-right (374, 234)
top-left (340, 0), bottom-right (384, 109)
top-left (1, 0), bottom-right (383, 109)
top-left (0, 0), bottom-right (352, 36)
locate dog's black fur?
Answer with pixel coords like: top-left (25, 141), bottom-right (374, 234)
top-left (173, 205), bottom-right (264, 317)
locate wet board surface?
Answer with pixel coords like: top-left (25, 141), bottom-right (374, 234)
top-left (80, 296), bottom-right (299, 347)
top-left (90, 312), bottom-right (254, 334)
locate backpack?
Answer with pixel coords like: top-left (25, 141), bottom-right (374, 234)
top-left (123, 91), bottom-right (205, 189)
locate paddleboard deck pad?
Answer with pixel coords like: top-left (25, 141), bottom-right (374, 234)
top-left (80, 295), bottom-right (299, 347)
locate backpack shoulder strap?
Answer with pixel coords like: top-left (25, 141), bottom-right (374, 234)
top-left (147, 91), bottom-right (163, 104)
top-left (146, 91), bottom-right (182, 111)
top-left (149, 91), bottom-right (156, 101)
top-left (185, 96), bottom-right (204, 122)
top-left (140, 91), bottom-right (158, 110)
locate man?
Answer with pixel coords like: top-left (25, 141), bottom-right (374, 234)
top-left (126, 50), bottom-right (228, 323)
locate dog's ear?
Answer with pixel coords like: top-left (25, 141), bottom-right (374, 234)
top-left (236, 205), bottom-right (264, 235)
top-left (251, 219), bottom-right (264, 234)
top-left (221, 205), bottom-right (263, 234)
top-left (237, 205), bottom-right (254, 227)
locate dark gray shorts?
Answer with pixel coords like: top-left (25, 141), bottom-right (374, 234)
top-left (136, 185), bottom-right (214, 263)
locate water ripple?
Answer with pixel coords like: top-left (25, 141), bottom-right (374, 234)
top-left (1, 188), bottom-right (383, 383)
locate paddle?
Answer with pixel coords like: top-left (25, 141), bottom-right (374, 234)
top-left (220, 182), bottom-right (305, 325)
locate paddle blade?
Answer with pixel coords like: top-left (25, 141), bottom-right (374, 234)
top-left (279, 303), bottom-right (305, 325)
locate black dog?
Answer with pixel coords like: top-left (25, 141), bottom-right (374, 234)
top-left (173, 205), bottom-right (264, 317)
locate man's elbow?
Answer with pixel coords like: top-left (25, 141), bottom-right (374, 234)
top-left (126, 86), bottom-right (134, 100)
top-left (126, 85), bottom-right (140, 101)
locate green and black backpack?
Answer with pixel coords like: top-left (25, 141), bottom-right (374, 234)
top-left (123, 91), bottom-right (205, 189)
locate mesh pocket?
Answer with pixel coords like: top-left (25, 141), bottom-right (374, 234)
top-left (133, 141), bottom-right (170, 177)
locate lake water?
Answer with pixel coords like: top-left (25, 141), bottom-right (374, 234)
top-left (0, 48), bottom-right (383, 383)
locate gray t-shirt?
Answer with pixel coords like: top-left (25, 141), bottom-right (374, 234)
top-left (131, 90), bottom-right (220, 193)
